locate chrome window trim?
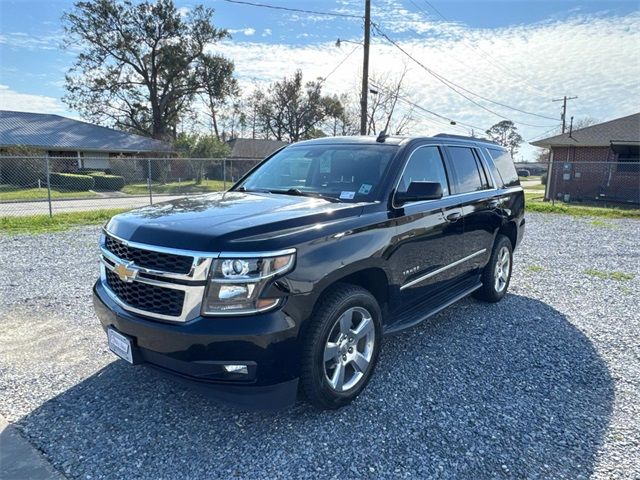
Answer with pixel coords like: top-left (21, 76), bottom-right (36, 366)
top-left (400, 248), bottom-right (487, 291)
top-left (392, 143), bottom-right (504, 209)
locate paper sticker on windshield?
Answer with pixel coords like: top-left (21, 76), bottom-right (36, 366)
top-left (340, 191), bottom-right (356, 200)
top-left (358, 184), bottom-right (372, 195)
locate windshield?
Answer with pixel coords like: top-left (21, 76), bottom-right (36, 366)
top-left (236, 144), bottom-right (398, 202)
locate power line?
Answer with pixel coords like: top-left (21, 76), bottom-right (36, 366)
top-left (527, 125), bottom-right (561, 142)
top-left (321, 44), bottom-right (360, 83)
top-left (221, 0), bottom-right (362, 19)
top-left (369, 80), bottom-right (487, 132)
top-left (372, 23), bottom-right (559, 128)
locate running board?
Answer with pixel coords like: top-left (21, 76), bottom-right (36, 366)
top-left (383, 282), bottom-right (482, 335)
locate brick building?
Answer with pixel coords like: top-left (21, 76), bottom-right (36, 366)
top-left (531, 113), bottom-right (639, 205)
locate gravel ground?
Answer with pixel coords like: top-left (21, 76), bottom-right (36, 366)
top-left (0, 213), bottom-right (638, 479)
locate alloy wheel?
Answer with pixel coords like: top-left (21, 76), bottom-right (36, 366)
top-left (323, 306), bottom-right (375, 392)
top-left (494, 245), bottom-right (511, 293)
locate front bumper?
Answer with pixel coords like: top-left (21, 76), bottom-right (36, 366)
top-left (93, 281), bottom-right (300, 409)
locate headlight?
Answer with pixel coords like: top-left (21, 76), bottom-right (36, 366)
top-left (202, 250), bottom-right (296, 315)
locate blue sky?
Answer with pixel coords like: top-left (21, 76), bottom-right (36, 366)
top-left (0, 0), bottom-right (639, 160)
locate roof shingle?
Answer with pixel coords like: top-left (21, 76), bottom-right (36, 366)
top-left (0, 110), bottom-right (172, 153)
top-left (530, 112), bottom-right (640, 148)
top-left (226, 138), bottom-right (288, 159)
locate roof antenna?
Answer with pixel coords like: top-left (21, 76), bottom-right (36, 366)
top-left (376, 129), bottom-right (387, 143)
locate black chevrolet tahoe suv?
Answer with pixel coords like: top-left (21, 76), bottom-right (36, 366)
top-left (94, 134), bottom-right (525, 410)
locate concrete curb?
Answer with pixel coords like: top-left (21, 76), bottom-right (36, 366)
top-left (0, 415), bottom-right (65, 479)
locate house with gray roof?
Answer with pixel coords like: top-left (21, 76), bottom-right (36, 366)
top-left (226, 138), bottom-right (287, 160)
top-left (0, 110), bottom-right (172, 170)
top-left (531, 113), bottom-right (639, 204)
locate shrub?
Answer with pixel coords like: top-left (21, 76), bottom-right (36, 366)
top-left (89, 173), bottom-right (125, 191)
top-left (517, 169), bottom-right (530, 177)
top-left (49, 172), bottom-right (95, 191)
top-left (0, 156), bottom-right (47, 187)
top-left (541, 173), bottom-right (548, 185)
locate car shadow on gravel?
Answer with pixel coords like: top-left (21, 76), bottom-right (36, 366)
top-left (15, 294), bottom-right (614, 479)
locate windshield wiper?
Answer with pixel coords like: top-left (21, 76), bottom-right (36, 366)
top-left (268, 188), bottom-right (343, 203)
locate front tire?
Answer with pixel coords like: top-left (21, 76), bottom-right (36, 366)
top-left (474, 234), bottom-right (513, 303)
top-left (300, 284), bottom-right (382, 409)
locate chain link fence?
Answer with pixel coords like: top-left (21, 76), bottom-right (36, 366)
top-left (545, 160), bottom-right (640, 206)
top-left (0, 156), bottom-right (262, 217)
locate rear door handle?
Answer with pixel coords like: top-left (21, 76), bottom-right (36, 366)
top-left (446, 211), bottom-right (462, 222)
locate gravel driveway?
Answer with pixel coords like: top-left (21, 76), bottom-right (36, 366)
top-left (0, 213), bottom-right (638, 479)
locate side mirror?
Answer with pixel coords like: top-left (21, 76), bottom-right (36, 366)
top-left (396, 181), bottom-right (443, 205)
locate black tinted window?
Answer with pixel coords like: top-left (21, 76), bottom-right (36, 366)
top-left (487, 148), bottom-right (519, 187)
top-left (239, 145), bottom-right (397, 202)
top-left (398, 146), bottom-right (449, 196)
top-left (448, 147), bottom-right (485, 194)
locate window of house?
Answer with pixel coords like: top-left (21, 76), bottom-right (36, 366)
top-left (615, 145), bottom-right (640, 173)
top-left (447, 146), bottom-right (488, 194)
top-left (397, 146), bottom-right (449, 196)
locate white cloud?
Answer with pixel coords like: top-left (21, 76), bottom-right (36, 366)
top-left (209, 11), bottom-right (640, 160)
top-left (177, 7), bottom-right (191, 18)
top-left (0, 31), bottom-right (64, 51)
top-left (228, 27), bottom-right (256, 37)
top-left (262, 28), bottom-right (272, 37)
top-left (0, 85), bottom-right (69, 115)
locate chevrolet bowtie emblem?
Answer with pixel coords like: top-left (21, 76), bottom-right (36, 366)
top-left (113, 261), bottom-right (138, 283)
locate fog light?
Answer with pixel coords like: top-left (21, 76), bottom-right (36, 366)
top-left (223, 364), bottom-right (248, 374)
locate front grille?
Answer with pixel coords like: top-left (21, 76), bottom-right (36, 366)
top-left (105, 269), bottom-right (185, 317)
top-left (105, 235), bottom-right (193, 274)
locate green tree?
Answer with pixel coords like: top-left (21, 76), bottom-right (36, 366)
top-left (485, 120), bottom-right (523, 156)
top-left (63, 0), bottom-right (230, 141)
top-left (197, 55), bottom-right (239, 140)
top-left (259, 70), bottom-right (336, 142)
top-left (174, 133), bottom-right (229, 183)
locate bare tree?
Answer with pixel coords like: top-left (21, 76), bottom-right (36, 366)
top-left (367, 67), bottom-right (416, 135)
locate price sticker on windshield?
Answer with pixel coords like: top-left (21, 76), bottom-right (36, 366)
top-left (340, 191), bottom-right (356, 200)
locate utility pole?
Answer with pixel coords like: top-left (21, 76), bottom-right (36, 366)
top-left (552, 95), bottom-right (578, 133)
top-left (360, 0), bottom-right (371, 135)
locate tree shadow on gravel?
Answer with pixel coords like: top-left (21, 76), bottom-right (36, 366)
top-left (16, 294), bottom-right (613, 479)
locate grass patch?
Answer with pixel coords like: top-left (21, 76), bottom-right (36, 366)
top-left (527, 264), bottom-right (546, 273)
top-left (584, 269), bottom-right (634, 281)
top-left (589, 219), bottom-right (616, 228)
top-left (523, 183), bottom-right (546, 191)
top-left (0, 209), bottom-right (126, 235)
top-left (121, 179), bottom-right (226, 195)
top-left (525, 193), bottom-right (640, 219)
top-left (0, 184), bottom-right (98, 201)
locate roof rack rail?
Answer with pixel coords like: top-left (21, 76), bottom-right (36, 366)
top-left (434, 133), bottom-right (499, 145)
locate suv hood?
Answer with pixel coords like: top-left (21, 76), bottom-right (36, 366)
top-left (105, 191), bottom-right (365, 252)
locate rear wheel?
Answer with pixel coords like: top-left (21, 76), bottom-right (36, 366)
top-left (474, 234), bottom-right (513, 303)
top-left (300, 284), bottom-right (382, 409)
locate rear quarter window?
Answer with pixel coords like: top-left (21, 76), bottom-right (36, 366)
top-left (487, 148), bottom-right (519, 187)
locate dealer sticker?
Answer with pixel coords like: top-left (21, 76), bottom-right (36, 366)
top-left (339, 191), bottom-right (356, 200)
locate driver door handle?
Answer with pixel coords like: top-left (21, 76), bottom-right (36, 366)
top-left (446, 211), bottom-right (462, 222)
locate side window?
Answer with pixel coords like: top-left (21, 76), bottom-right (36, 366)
top-left (487, 148), bottom-right (519, 187)
top-left (447, 146), bottom-right (487, 194)
top-left (398, 146), bottom-right (449, 196)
